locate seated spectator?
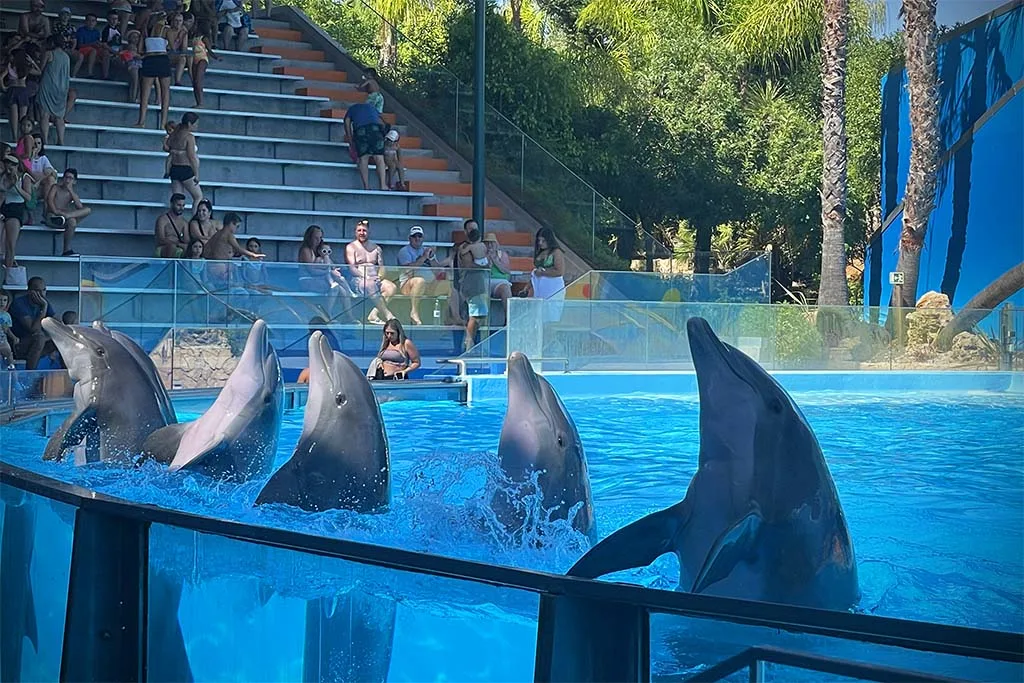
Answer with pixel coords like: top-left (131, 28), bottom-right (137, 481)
top-left (345, 219), bottom-right (396, 324)
top-left (188, 198), bottom-right (219, 244)
top-left (44, 168), bottom-right (89, 256)
top-left (367, 319), bottom-right (420, 380)
top-left (98, 11), bottom-right (123, 80)
top-left (17, 0), bottom-right (51, 46)
top-left (154, 193), bottom-right (190, 257)
top-left (27, 136), bottom-right (58, 202)
top-left (216, 0), bottom-right (250, 51)
top-left (10, 276), bottom-right (56, 370)
top-left (109, 0), bottom-right (135, 38)
top-left (165, 12), bottom-right (188, 85)
top-left (72, 14), bottom-right (103, 79)
top-left (202, 212), bottom-right (262, 260)
top-left (186, 239), bottom-right (204, 259)
top-left (397, 225), bottom-right (440, 325)
top-left (457, 225), bottom-right (490, 352)
top-left (298, 224), bottom-right (357, 319)
top-left (61, 309), bottom-right (78, 325)
top-left (1, 148), bottom-right (33, 269)
top-left (41, 309), bottom-right (79, 371)
top-left (343, 102), bottom-right (387, 190)
top-left (383, 129), bottom-right (407, 191)
top-left (484, 232), bottom-right (513, 324)
top-left (0, 289), bottom-right (17, 370)
top-left (37, 34), bottom-right (73, 146)
top-left (122, 30), bottom-right (144, 103)
top-left (240, 237), bottom-right (267, 287)
top-left (51, 8), bottom-right (78, 51)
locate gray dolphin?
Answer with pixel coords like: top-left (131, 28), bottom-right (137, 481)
top-left (91, 321), bottom-right (176, 426)
top-left (142, 319), bottom-right (282, 482)
top-left (255, 331), bottom-right (390, 512)
top-left (491, 351), bottom-right (595, 541)
top-left (568, 317), bottom-right (859, 610)
top-left (41, 318), bottom-right (173, 464)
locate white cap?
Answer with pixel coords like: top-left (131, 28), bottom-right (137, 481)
top-left (409, 225), bottom-right (424, 237)
top-left (386, 129), bottom-right (400, 142)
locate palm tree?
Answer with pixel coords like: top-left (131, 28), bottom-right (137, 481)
top-left (818, 0), bottom-right (851, 306)
top-left (892, 0), bottom-right (939, 308)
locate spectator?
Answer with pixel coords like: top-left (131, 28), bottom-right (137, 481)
top-left (51, 7), bottom-right (78, 51)
top-left (367, 319), bottom-right (420, 380)
top-left (0, 289), bottom-right (17, 369)
top-left (4, 54), bottom-right (41, 142)
top-left (135, 17), bottom-right (172, 130)
top-left (188, 19), bottom-right (218, 108)
top-left (10, 276), bottom-right (56, 370)
top-left (202, 212), bottom-right (262, 260)
top-left (1, 149), bottom-right (33, 269)
top-left (397, 225), bottom-right (439, 325)
top-left (217, 0), bottom-right (250, 51)
top-left (61, 309), bottom-right (78, 325)
top-left (165, 12), bottom-right (189, 85)
top-left (484, 232), bottom-right (513, 325)
top-left (26, 133), bottom-right (59, 205)
top-left (154, 192), bottom-right (189, 257)
top-left (17, 0), bottom-right (52, 45)
top-left (134, 0), bottom-right (163, 40)
top-left (110, 0), bottom-right (134, 38)
top-left (343, 101), bottom-right (387, 191)
top-left (121, 30), bottom-right (143, 103)
top-left (457, 225), bottom-right (490, 352)
top-left (191, 0), bottom-right (218, 46)
top-left (188, 198), bottom-right (219, 244)
top-left (186, 238), bottom-right (204, 258)
top-left (97, 11), bottom-right (123, 80)
top-left (359, 71), bottom-right (384, 113)
top-left (527, 226), bottom-right (566, 323)
top-left (72, 14), bottom-right (103, 79)
top-left (382, 129), bottom-right (407, 191)
top-left (345, 219), bottom-right (395, 324)
top-left (164, 112), bottom-right (202, 206)
top-left (297, 315), bottom-right (341, 383)
top-left (44, 168), bottom-right (89, 256)
top-left (37, 34), bottom-right (72, 146)
top-left (240, 237), bottom-right (266, 286)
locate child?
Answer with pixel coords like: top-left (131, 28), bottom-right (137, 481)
top-left (383, 128), bottom-right (407, 191)
top-left (188, 20), bottom-right (218, 107)
top-left (0, 289), bottom-right (18, 370)
top-left (121, 30), bottom-right (143, 103)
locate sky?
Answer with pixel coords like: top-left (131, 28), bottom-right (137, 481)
top-left (879, 0), bottom-right (1008, 35)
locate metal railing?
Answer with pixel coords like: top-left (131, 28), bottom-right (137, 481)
top-left (1, 460), bottom-right (1021, 682)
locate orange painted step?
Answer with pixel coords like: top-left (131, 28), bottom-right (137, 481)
top-left (297, 87), bottom-right (365, 102)
top-left (495, 231), bottom-right (534, 247)
top-left (320, 109), bottom-right (397, 125)
top-left (408, 181), bottom-right (471, 196)
top-left (423, 203), bottom-right (503, 220)
top-left (256, 27), bottom-right (303, 41)
top-left (403, 156), bottom-right (447, 170)
top-left (509, 257), bottom-right (534, 272)
top-left (251, 45), bottom-right (325, 61)
top-left (274, 66), bottom-right (348, 82)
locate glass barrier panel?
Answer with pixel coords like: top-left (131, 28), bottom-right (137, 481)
top-left (5, 370), bottom-right (75, 408)
top-left (147, 523), bottom-right (540, 682)
top-left (79, 257), bottom-right (176, 325)
top-left (0, 483), bottom-right (77, 683)
top-left (649, 612), bottom-right (1023, 682)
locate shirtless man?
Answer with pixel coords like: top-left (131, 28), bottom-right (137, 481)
top-left (44, 168), bottom-right (89, 256)
top-left (154, 193), bottom-right (189, 258)
top-left (18, 0), bottom-right (51, 44)
top-left (345, 219), bottom-right (396, 323)
top-left (202, 212), bottom-right (263, 290)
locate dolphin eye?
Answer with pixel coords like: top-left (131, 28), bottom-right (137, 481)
top-left (557, 434), bottom-right (565, 448)
top-left (96, 347), bottom-right (105, 356)
top-left (335, 393), bottom-right (347, 406)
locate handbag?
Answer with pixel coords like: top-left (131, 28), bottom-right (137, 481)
top-left (4, 266), bottom-right (27, 288)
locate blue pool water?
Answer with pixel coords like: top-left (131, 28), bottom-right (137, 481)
top-left (2, 387), bottom-right (1023, 680)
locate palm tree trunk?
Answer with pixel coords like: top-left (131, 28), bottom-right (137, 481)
top-left (934, 262), bottom-right (1024, 350)
top-left (818, 0), bottom-right (851, 307)
top-left (510, 0), bottom-right (523, 31)
top-left (893, 0), bottom-right (940, 307)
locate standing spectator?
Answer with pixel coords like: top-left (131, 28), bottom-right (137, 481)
top-left (10, 277), bottom-right (56, 370)
top-left (154, 192), bottom-right (189, 257)
top-left (343, 102), bottom-right (387, 190)
top-left (72, 14), bottom-right (103, 79)
top-left (44, 168), bottom-right (89, 256)
top-left (164, 112), bottom-right (202, 206)
top-left (359, 71), bottom-right (384, 113)
top-left (98, 11), bottom-right (123, 80)
top-left (1, 149), bottom-right (32, 269)
top-left (217, 0), bottom-right (250, 51)
top-left (367, 319), bottom-right (420, 380)
top-left (397, 225), bottom-right (439, 325)
top-left (0, 289), bottom-right (17, 369)
top-left (345, 219), bottom-right (395, 324)
top-left (484, 232), bottom-right (513, 324)
top-left (135, 17), bottom-right (172, 130)
top-left (121, 30), bottom-right (143, 103)
top-left (110, 0), bottom-right (135, 38)
top-left (165, 12), bottom-right (189, 85)
top-left (188, 21), bottom-right (218, 107)
top-left (527, 226), bottom-right (566, 323)
top-left (37, 34), bottom-right (72, 146)
top-left (17, 0), bottom-right (51, 45)
top-left (192, 0), bottom-right (218, 46)
top-left (188, 198), bottom-right (219, 244)
top-left (457, 225), bottom-right (489, 352)
top-left (382, 129), bottom-right (407, 191)
top-left (4, 53), bottom-right (41, 142)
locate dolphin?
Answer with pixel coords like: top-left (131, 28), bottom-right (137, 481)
top-left (255, 332), bottom-right (390, 512)
top-left (567, 317), bottom-right (859, 611)
top-left (491, 351), bottom-right (595, 542)
top-left (90, 321), bottom-right (176, 426)
top-left (41, 318), bottom-right (173, 464)
top-left (142, 319), bottom-right (282, 482)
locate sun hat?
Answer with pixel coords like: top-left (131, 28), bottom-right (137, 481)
top-left (483, 232), bottom-right (499, 243)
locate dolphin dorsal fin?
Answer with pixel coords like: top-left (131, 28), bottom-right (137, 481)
top-left (567, 501), bottom-right (689, 579)
top-left (690, 508), bottom-right (764, 594)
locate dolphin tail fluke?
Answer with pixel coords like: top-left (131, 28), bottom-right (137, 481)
top-left (302, 589), bottom-right (397, 683)
top-left (141, 422), bottom-right (193, 466)
top-left (147, 571), bottom-right (194, 683)
top-left (690, 509), bottom-right (763, 595)
top-left (567, 504), bottom-right (686, 579)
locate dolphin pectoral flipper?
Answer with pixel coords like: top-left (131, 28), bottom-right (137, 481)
top-left (141, 422), bottom-right (193, 465)
top-left (567, 504), bottom-right (687, 579)
top-left (690, 509), bottom-right (763, 595)
top-left (43, 406), bottom-right (98, 462)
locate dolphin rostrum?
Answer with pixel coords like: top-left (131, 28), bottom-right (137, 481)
top-left (568, 317), bottom-right (859, 611)
top-left (491, 351), bottom-right (595, 541)
top-left (42, 318), bottom-right (173, 464)
top-left (255, 331), bottom-right (390, 512)
top-left (142, 319), bottom-right (282, 482)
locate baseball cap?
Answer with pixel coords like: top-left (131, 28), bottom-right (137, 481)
top-left (484, 232), bottom-right (499, 243)
top-left (59, 6), bottom-right (72, 13)
top-left (385, 129), bottom-right (400, 142)
top-left (408, 225), bottom-right (424, 237)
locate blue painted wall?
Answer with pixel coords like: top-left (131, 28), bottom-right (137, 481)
top-left (867, 0), bottom-right (1024, 322)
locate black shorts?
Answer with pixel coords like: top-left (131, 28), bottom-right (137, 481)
top-left (354, 123), bottom-right (385, 158)
top-left (0, 203), bottom-right (26, 224)
top-left (169, 164), bottom-right (195, 182)
top-left (140, 54), bottom-right (171, 78)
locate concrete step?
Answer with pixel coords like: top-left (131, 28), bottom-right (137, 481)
top-left (254, 27), bottom-right (304, 42)
top-left (67, 99), bottom-right (345, 140)
top-left (273, 58), bottom-right (335, 71)
top-left (216, 49), bottom-right (282, 74)
top-left (424, 203), bottom-right (504, 220)
top-left (254, 37), bottom-right (316, 51)
top-left (274, 66), bottom-right (348, 82)
top-left (252, 18), bottom-right (294, 30)
top-left (251, 45), bottom-right (323, 62)
top-left (202, 67), bottom-right (304, 94)
top-left (407, 181), bottom-right (472, 196)
top-left (319, 107), bottom-right (398, 126)
top-left (298, 86), bottom-right (364, 103)
top-left (47, 147), bottom-right (462, 190)
top-left (0, 7), bottom-right (261, 39)
top-left (73, 79), bottom-right (326, 117)
top-left (75, 174), bottom-right (434, 215)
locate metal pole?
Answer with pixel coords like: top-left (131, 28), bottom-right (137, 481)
top-left (472, 0), bottom-right (486, 227)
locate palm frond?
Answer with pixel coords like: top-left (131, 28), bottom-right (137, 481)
top-left (722, 0), bottom-right (824, 68)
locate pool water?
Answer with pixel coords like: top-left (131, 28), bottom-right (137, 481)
top-left (2, 388), bottom-right (1023, 680)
